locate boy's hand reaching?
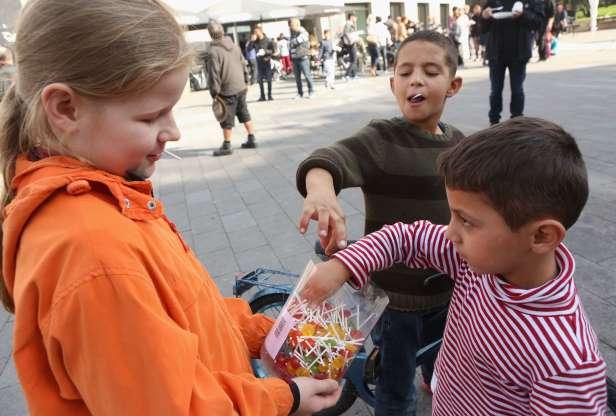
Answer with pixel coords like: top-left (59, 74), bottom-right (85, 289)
top-left (300, 260), bottom-right (351, 304)
top-left (291, 377), bottom-right (342, 415)
top-left (299, 168), bottom-right (347, 255)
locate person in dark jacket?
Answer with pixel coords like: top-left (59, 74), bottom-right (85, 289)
top-left (481, 0), bottom-right (544, 124)
top-left (254, 27), bottom-right (276, 101)
top-left (537, 0), bottom-right (555, 60)
top-left (206, 20), bottom-right (257, 156)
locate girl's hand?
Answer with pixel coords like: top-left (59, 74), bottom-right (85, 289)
top-left (291, 377), bottom-right (342, 415)
top-left (301, 260), bottom-right (351, 304)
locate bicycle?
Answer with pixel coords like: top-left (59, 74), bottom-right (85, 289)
top-left (233, 242), bottom-right (449, 416)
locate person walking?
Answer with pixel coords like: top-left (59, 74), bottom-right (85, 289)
top-left (254, 28), bottom-right (275, 102)
top-left (366, 14), bottom-right (380, 76)
top-left (481, 0), bottom-right (544, 124)
top-left (342, 12), bottom-right (360, 81)
top-left (318, 29), bottom-right (336, 89)
top-left (245, 33), bottom-right (258, 85)
top-left (206, 21), bottom-right (257, 156)
top-left (277, 33), bottom-right (292, 78)
top-left (288, 17), bottom-right (315, 98)
top-left (375, 16), bottom-right (392, 71)
top-left (537, 0), bottom-right (555, 60)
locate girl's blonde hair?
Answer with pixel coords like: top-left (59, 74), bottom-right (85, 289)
top-left (0, 0), bottom-right (194, 312)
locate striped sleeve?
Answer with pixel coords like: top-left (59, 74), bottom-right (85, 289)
top-left (530, 362), bottom-right (608, 415)
top-left (332, 221), bottom-right (462, 287)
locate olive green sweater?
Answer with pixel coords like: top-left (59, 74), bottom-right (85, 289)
top-left (296, 117), bottom-right (464, 311)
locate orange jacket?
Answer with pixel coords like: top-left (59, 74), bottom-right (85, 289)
top-left (2, 155), bottom-right (293, 415)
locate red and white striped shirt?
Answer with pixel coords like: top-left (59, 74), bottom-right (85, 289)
top-left (333, 221), bottom-right (607, 415)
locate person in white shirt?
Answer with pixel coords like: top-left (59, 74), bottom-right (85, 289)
top-left (375, 16), bottom-right (392, 71)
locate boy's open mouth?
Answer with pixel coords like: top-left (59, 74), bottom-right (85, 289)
top-left (408, 93), bottom-right (426, 104)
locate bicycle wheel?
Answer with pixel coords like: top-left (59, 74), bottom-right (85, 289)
top-left (249, 292), bottom-right (288, 316)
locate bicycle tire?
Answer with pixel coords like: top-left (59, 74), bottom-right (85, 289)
top-left (249, 293), bottom-right (289, 315)
top-left (249, 292), bottom-right (360, 416)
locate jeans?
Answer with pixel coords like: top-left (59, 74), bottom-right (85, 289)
top-left (323, 58), bottom-right (335, 87)
top-left (489, 59), bottom-right (527, 124)
top-left (345, 46), bottom-right (357, 78)
top-left (379, 45), bottom-right (388, 71)
top-left (371, 305), bottom-right (448, 416)
top-left (292, 57), bottom-right (314, 96)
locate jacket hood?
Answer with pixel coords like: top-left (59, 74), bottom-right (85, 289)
top-left (211, 37), bottom-right (235, 51)
top-left (488, 244), bottom-right (579, 316)
top-left (2, 155), bottom-right (160, 300)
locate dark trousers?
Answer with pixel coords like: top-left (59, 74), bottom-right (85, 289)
top-left (248, 58), bottom-right (258, 85)
top-left (257, 61), bottom-right (272, 99)
top-left (345, 46), bottom-right (357, 78)
top-left (291, 57), bottom-right (314, 96)
top-left (537, 26), bottom-right (549, 60)
top-left (379, 45), bottom-right (388, 71)
top-left (371, 305), bottom-right (448, 416)
top-left (489, 59), bottom-right (527, 124)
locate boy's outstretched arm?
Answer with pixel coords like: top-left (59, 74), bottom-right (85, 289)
top-left (298, 168), bottom-right (348, 255)
top-left (303, 221), bottom-right (462, 302)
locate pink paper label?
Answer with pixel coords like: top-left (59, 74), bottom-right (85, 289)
top-left (265, 310), bottom-right (296, 359)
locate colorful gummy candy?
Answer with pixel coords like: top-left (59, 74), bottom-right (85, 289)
top-left (267, 294), bottom-right (375, 381)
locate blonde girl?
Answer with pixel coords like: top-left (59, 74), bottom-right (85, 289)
top-left (0, 1), bottom-right (339, 414)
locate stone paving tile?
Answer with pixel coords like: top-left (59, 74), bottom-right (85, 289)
top-left (227, 226), bottom-right (269, 253)
top-left (578, 288), bottom-right (616, 348)
top-left (186, 198), bottom-right (218, 219)
top-left (220, 210), bottom-right (258, 233)
top-left (235, 245), bottom-right (283, 273)
top-left (196, 248), bottom-right (239, 277)
top-left (0, 384), bottom-right (27, 416)
top-left (193, 228), bottom-right (230, 255)
top-left (0, 354), bottom-right (18, 390)
top-left (0, 319), bottom-right (12, 365)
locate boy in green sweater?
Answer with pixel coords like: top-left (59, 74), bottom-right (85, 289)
top-left (295, 31), bottom-right (463, 416)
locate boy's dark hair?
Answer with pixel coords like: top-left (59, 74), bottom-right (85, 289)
top-left (438, 117), bottom-right (588, 230)
top-left (393, 31), bottom-right (458, 77)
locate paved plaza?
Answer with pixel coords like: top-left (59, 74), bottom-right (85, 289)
top-left (1, 30), bottom-right (616, 415)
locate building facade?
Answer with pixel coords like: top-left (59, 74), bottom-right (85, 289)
top-left (342, 0), bottom-right (466, 33)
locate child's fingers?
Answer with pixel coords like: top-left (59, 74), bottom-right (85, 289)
top-left (298, 205), bottom-right (316, 234)
top-left (330, 211), bottom-right (347, 250)
top-left (317, 208), bottom-right (330, 238)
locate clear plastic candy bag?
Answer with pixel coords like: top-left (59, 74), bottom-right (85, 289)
top-left (260, 261), bottom-right (389, 382)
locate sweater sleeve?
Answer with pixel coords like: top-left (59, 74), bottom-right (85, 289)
top-left (529, 363), bottom-right (607, 415)
top-left (48, 275), bottom-right (293, 416)
top-left (207, 51), bottom-right (222, 98)
top-left (223, 297), bottom-right (275, 358)
top-left (332, 221), bottom-right (463, 287)
top-left (296, 125), bottom-right (379, 197)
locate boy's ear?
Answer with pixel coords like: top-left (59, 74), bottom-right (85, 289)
top-left (41, 83), bottom-right (80, 136)
top-left (389, 76), bottom-right (395, 94)
top-left (446, 76), bottom-right (463, 98)
top-left (530, 219), bottom-right (566, 254)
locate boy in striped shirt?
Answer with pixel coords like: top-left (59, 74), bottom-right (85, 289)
top-left (304, 117), bottom-right (608, 415)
